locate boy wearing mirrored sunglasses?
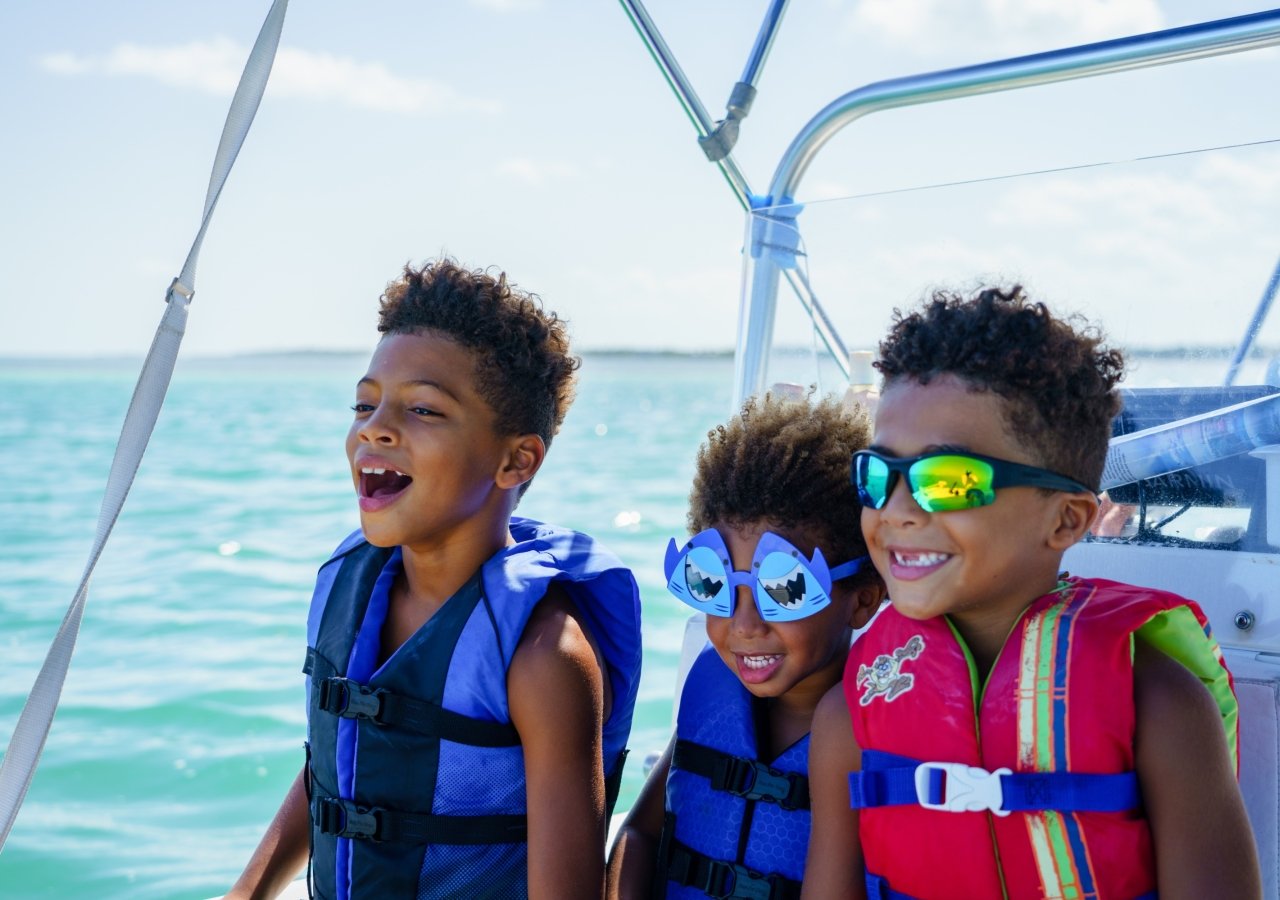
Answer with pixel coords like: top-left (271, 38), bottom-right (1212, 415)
top-left (607, 395), bottom-right (885, 900)
top-left (803, 286), bottom-right (1259, 900)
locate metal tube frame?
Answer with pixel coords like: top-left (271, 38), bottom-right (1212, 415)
top-left (739, 0), bottom-right (789, 88)
top-left (734, 8), bottom-right (1280, 406)
top-left (618, 0), bottom-right (849, 390)
top-left (1224, 254), bottom-right (1280, 387)
top-left (617, 0), bottom-right (753, 207)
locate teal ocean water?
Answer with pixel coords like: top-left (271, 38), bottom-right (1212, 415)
top-left (0, 352), bottom-right (740, 899)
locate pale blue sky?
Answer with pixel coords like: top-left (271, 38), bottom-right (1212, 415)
top-left (2, 0), bottom-right (1277, 358)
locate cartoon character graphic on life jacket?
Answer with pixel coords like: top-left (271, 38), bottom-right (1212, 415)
top-left (856, 635), bottom-right (925, 705)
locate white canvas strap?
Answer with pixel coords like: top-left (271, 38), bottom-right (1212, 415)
top-left (0, 0), bottom-right (290, 851)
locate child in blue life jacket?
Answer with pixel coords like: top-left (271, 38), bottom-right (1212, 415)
top-left (227, 259), bottom-right (642, 900)
top-left (607, 394), bottom-right (885, 900)
top-left (802, 286), bottom-right (1260, 900)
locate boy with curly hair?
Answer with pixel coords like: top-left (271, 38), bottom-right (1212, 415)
top-left (607, 394), bottom-right (885, 900)
top-left (229, 259), bottom-right (642, 900)
top-left (803, 286), bottom-right (1259, 899)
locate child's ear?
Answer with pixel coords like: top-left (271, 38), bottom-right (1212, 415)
top-left (1047, 492), bottom-right (1101, 551)
top-left (495, 434), bottom-right (546, 490)
top-left (847, 581), bottom-right (887, 630)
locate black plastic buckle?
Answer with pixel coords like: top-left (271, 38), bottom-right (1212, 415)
top-left (316, 796), bottom-right (383, 842)
top-left (713, 757), bottom-right (801, 810)
top-left (318, 676), bottom-right (385, 721)
top-left (703, 860), bottom-right (778, 900)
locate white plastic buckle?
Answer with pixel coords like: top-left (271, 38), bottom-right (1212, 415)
top-left (914, 762), bottom-right (1012, 817)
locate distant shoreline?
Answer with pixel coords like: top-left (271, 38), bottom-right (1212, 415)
top-left (2, 344), bottom-right (1276, 367)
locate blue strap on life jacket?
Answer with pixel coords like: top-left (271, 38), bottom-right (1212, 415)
top-left (865, 872), bottom-right (921, 900)
top-left (849, 749), bottom-right (1141, 814)
top-left (672, 740), bottom-right (810, 810)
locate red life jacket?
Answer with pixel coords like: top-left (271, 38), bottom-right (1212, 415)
top-left (844, 577), bottom-right (1237, 900)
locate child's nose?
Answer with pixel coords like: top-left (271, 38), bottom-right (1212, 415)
top-left (729, 586), bottom-right (768, 636)
top-left (358, 407), bottom-right (398, 445)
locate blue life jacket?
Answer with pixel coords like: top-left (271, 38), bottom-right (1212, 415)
top-left (659, 647), bottom-right (810, 900)
top-left (304, 517), bottom-right (642, 900)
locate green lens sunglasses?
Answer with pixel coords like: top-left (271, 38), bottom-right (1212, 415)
top-left (852, 448), bottom-right (1094, 512)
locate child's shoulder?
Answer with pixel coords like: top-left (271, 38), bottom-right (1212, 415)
top-left (486, 516), bottom-right (642, 665)
top-left (504, 516), bottom-right (631, 575)
top-left (486, 516), bottom-right (638, 620)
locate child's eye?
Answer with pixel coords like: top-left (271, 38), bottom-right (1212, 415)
top-left (409, 406), bottom-right (439, 418)
top-left (351, 403), bottom-right (375, 414)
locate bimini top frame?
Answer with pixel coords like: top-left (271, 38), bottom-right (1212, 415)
top-left (734, 8), bottom-right (1280, 407)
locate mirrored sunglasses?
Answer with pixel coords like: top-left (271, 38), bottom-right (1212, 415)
top-left (852, 448), bottom-right (1093, 513)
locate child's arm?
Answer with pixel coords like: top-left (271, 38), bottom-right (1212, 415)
top-left (1134, 639), bottom-right (1261, 899)
top-left (224, 765), bottom-right (310, 900)
top-left (801, 683), bottom-right (866, 900)
top-left (509, 584), bottom-right (608, 900)
top-left (605, 736), bottom-right (673, 900)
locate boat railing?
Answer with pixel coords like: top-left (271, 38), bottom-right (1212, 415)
top-left (735, 9), bottom-right (1280, 406)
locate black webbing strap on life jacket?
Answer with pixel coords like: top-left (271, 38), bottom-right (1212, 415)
top-left (664, 835), bottom-right (802, 900)
top-left (673, 740), bottom-right (810, 810)
top-left (312, 794), bottom-right (527, 846)
top-left (304, 648), bottom-right (520, 747)
top-left (605, 748), bottom-right (629, 819)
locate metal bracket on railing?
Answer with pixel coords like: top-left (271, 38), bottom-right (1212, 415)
top-left (748, 203), bottom-right (803, 268)
top-left (699, 82), bottom-right (757, 162)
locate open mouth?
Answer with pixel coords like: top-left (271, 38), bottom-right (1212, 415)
top-left (359, 466), bottom-right (413, 499)
top-left (892, 550), bottom-right (950, 568)
top-left (740, 653), bottom-right (783, 670)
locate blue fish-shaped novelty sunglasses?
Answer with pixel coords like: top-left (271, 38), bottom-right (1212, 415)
top-left (664, 529), bottom-right (867, 622)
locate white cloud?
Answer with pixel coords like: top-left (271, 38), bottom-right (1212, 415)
top-left (987, 153), bottom-right (1280, 239)
top-left (846, 0), bottom-right (1164, 57)
top-left (806, 180), bottom-right (856, 202)
top-left (495, 158), bottom-right (579, 186)
top-left (469, 0), bottom-right (542, 10)
top-left (38, 40), bottom-right (499, 115)
top-left (38, 52), bottom-right (91, 76)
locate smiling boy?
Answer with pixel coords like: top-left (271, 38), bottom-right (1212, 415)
top-left (607, 395), bottom-right (883, 900)
top-left (802, 286), bottom-right (1258, 900)
top-left (228, 259), bottom-right (642, 900)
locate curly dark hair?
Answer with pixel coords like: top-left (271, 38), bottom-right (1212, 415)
top-left (875, 285), bottom-right (1125, 489)
top-left (377, 258), bottom-right (580, 448)
top-left (688, 393), bottom-right (877, 580)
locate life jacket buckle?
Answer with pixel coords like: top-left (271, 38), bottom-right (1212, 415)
top-left (315, 795), bottom-right (385, 841)
top-left (714, 757), bottom-right (803, 810)
top-left (703, 859), bottom-right (783, 900)
top-left (914, 761), bottom-right (1012, 817)
top-left (317, 676), bottom-right (386, 722)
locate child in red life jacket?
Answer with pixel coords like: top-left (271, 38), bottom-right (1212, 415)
top-left (802, 286), bottom-right (1260, 900)
top-left (607, 394), bottom-right (885, 900)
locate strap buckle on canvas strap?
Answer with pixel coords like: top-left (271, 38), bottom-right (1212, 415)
top-left (305, 647), bottom-right (519, 746)
top-left (666, 840), bottom-right (800, 900)
top-left (674, 740), bottom-right (809, 810)
top-left (848, 750), bottom-right (1140, 815)
top-left (313, 795), bottom-right (527, 845)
